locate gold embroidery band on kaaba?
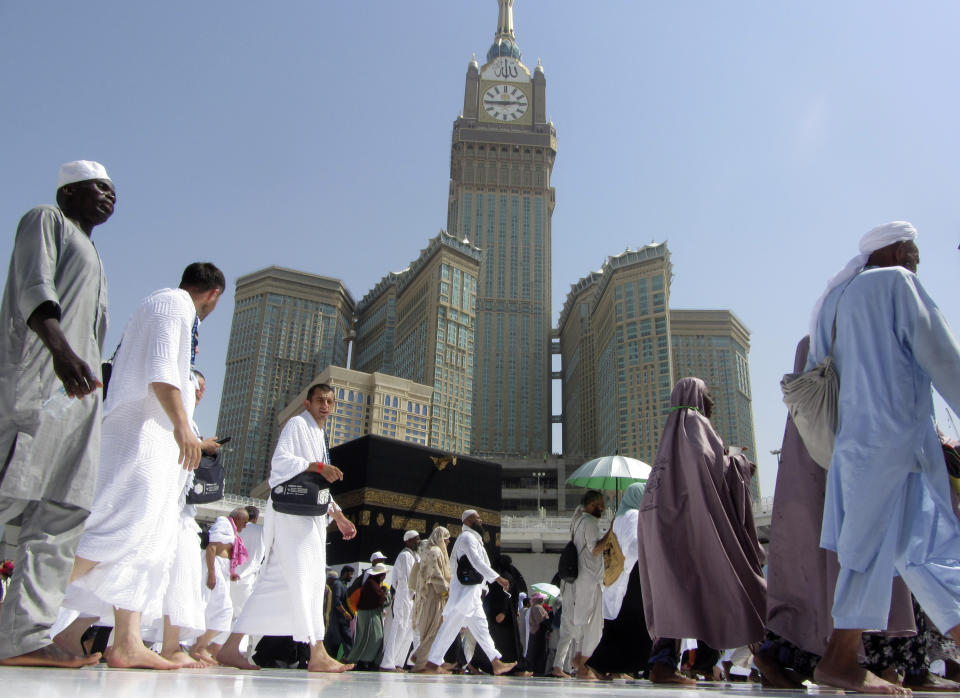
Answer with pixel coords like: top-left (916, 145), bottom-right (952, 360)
top-left (335, 487), bottom-right (501, 527)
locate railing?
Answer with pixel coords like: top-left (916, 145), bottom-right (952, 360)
top-left (221, 492), bottom-right (267, 508)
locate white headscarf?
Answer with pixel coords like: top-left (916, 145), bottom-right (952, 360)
top-left (808, 221), bottom-right (918, 337)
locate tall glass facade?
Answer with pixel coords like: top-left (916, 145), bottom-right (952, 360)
top-left (216, 268), bottom-right (353, 495)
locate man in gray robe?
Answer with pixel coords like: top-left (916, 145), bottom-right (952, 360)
top-left (0, 161), bottom-right (114, 667)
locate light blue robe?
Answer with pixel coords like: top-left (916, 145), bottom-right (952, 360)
top-left (809, 266), bottom-right (960, 632)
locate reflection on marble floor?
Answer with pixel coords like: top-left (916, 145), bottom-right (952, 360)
top-left (0, 665), bottom-right (859, 698)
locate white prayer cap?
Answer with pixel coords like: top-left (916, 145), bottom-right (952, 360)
top-left (369, 562), bottom-right (389, 576)
top-left (461, 509), bottom-right (478, 522)
top-left (809, 221), bottom-right (918, 338)
top-left (370, 551), bottom-right (387, 562)
top-left (403, 530), bottom-right (419, 542)
top-left (58, 160), bottom-right (111, 188)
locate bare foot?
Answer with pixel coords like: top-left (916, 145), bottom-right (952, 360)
top-left (813, 661), bottom-right (910, 695)
top-left (307, 656), bottom-right (353, 673)
top-left (216, 644), bottom-right (259, 670)
top-left (752, 647), bottom-right (807, 689)
top-left (190, 647), bottom-right (220, 666)
top-left (105, 643), bottom-right (179, 670)
top-left (551, 667), bottom-right (572, 679)
top-left (903, 672), bottom-right (960, 692)
top-left (0, 644), bottom-right (101, 668)
top-left (161, 649), bottom-right (205, 669)
top-left (492, 658), bottom-right (517, 675)
top-left (420, 662), bottom-right (451, 674)
top-left (649, 662), bottom-right (697, 685)
top-left (576, 664), bottom-right (602, 681)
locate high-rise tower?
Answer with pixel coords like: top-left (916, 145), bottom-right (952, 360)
top-left (353, 231), bottom-right (481, 454)
top-left (558, 244), bottom-right (674, 465)
top-left (449, 0), bottom-right (556, 458)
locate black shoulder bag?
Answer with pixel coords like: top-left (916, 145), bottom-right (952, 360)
top-left (186, 450), bottom-right (225, 504)
top-left (271, 429), bottom-right (332, 516)
top-left (557, 517), bottom-right (585, 583)
top-left (456, 554), bottom-right (484, 585)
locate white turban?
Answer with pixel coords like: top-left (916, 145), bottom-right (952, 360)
top-left (461, 509), bottom-right (478, 522)
top-left (403, 530), bottom-right (419, 542)
top-left (808, 221), bottom-right (918, 338)
top-left (58, 160), bottom-right (111, 188)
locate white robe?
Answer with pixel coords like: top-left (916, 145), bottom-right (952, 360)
top-left (230, 522), bottom-right (264, 622)
top-left (380, 546), bottom-right (419, 668)
top-left (232, 411), bottom-right (336, 644)
top-left (602, 510), bottom-right (639, 620)
top-left (427, 526), bottom-right (501, 665)
top-left (143, 472), bottom-right (204, 644)
top-left (63, 288), bottom-right (195, 621)
top-left (202, 516), bottom-right (236, 633)
top-left (570, 511), bottom-right (603, 656)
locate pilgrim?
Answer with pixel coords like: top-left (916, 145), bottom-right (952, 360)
top-left (230, 505), bottom-right (265, 623)
top-left (586, 482), bottom-right (651, 678)
top-left (638, 377), bottom-right (766, 683)
top-left (423, 510), bottom-right (516, 675)
top-left (380, 529), bottom-right (420, 671)
top-left (0, 162), bottom-right (114, 668)
top-left (55, 263), bottom-right (224, 670)
top-left (806, 223), bottom-right (960, 694)
top-left (190, 507), bottom-right (249, 663)
top-left (410, 527), bottom-right (451, 672)
top-left (565, 491), bottom-right (609, 679)
top-left (216, 383), bottom-right (357, 673)
top-left (345, 562), bottom-right (390, 670)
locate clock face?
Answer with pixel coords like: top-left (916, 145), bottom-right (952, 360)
top-left (482, 84), bottom-right (528, 121)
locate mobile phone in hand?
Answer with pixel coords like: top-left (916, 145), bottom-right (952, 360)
top-left (215, 436), bottom-right (232, 445)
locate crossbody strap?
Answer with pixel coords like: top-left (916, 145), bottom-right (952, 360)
top-left (826, 271), bottom-right (863, 358)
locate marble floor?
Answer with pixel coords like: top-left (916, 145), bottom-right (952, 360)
top-left (0, 666), bottom-right (903, 698)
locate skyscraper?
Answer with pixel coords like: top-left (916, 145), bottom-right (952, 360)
top-left (353, 231), bottom-right (481, 453)
top-left (217, 266), bottom-right (354, 495)
top-left (448, 0), bottom-right (556, 459)
top-left (558, 243), bottom-right (674, 464)
top-left (670, 309), bottom-right (759, 499)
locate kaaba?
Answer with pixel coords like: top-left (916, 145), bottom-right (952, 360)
top-left (327, 435), bottom-right (502, 564)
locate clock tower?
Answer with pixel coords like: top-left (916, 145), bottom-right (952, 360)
top-left (448, 0), bottom-right (557, 459)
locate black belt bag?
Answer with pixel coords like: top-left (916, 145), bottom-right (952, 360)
top-left (186, 451), bottom-right (225, 504)
top-left (271, 470), bottom-right (331, 516)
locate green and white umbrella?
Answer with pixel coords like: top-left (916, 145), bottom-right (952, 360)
top-left (566, 455), bottom-right (652, 490)
top-left (566, 455), bottom-right (651, 509)
top-left (530, 582), bottom-right (561, 602)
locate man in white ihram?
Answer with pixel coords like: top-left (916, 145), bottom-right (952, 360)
top-left (217, 382), bottom-right (357, 673)
top-left (55, 262), bottom-right (225, 670)
top-left (380, 529), bottom-right (420, 671)
top-left (423, 510), bottom-right (516, 675)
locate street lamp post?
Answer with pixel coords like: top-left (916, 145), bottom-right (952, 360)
top-left (533, 471), bottom-right (546, 514)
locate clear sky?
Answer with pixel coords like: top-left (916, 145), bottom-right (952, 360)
top-left (2, 1), bottom-right (959, 499)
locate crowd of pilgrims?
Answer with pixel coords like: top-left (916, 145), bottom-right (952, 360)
top-left (6, 161), bottom-right (960, 694)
